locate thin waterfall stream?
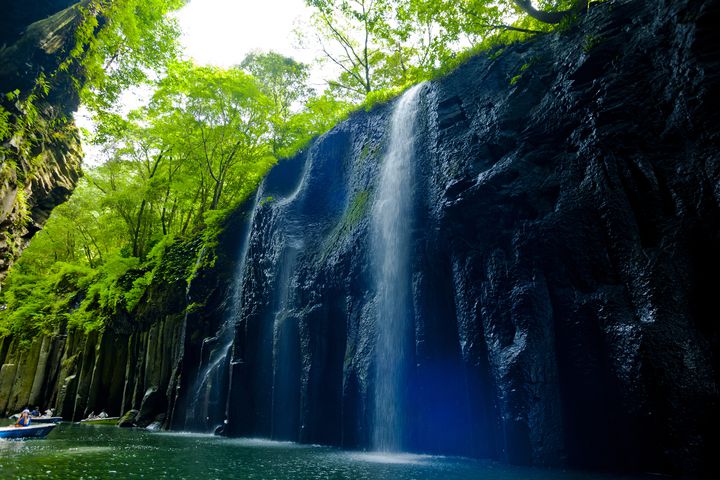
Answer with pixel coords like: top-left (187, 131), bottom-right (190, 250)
top-left (185, 190), bottom-right (261, 431)
top-left (370, 84), bottom-right (425, 452)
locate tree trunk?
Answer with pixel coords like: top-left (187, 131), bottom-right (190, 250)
top-left (132, 199), bottom-right (147, 258)
top-left (210, 176), bottom-right (224, 210)
top-left (181, 184), bottom-right (203, 235)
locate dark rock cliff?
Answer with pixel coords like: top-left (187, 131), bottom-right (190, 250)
top-left (0, 0), bottom-right (717, 477)
top-left (0, 1), bottom-right (78, 48)
top-left (222, 0), bottom-right (719, 476)
top-left (0, 1), bottom-right (85, 283)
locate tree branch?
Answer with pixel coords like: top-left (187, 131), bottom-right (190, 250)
top-left (513, 0), bottom-right (588, 25)
top-left (322, 45), bottom-right (366, 88)
top-left (460, 5), bottom-right (545, 34)
top-left (327, 80), bottom-right (366, 96)
top-left (481, 23), bottom-right (545, 34)
top-left (320, 11), bottom-right (365, 70)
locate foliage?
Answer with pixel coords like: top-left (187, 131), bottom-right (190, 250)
top-left (0, 262), bottom-right (94, 336)
top-left (0, 232), bottom-right (209, 337)
top-left (0, 105), bottom-right (11, 142)
top-left (240, 52), bottom-right (313, 156)
top-left (0, 0), bottom-right (185, 244)
top-left (151, 61), bottom-right (276, 211)
top-left (79, 0), bottom-right (184, 114)
top-left (300, 0), bottom-right (592, 102)
top-left (303, 0), bottom-right (440, 100)
top-left (1, 52), bottom-right (338, 333)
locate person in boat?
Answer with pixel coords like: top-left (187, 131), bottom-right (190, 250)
top-left (30, 406), bottom-right (40, 417)
top-left (44, 408), bottom-right (54, 417)
top-left (98, 410), bottom-right (109, 419)
top-left (15, 409), bottom-right (31, 428)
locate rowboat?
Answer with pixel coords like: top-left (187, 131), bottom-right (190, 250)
top-left (79, 416), bottom-right (119, 425)
top-left (0, 424), bottom-right (56, 439)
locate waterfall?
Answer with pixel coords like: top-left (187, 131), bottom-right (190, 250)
top-left (370, 84), bottom-right (424, 451)
top-left (185, 190), bottom-right (260, 431)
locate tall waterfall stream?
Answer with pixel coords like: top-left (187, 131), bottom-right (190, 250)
top-left (370, 84), bottom-right (425, 452)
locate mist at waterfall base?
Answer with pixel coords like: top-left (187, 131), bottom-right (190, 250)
top-left (0, 425), bottom-right (654, 480)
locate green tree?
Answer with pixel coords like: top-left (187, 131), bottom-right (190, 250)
top-left (80, 0), bottom-right (184, 114)
top-left (152, 62), bottom-right (275, 211)
top-left (240, 52), bottom-right (312, 156)
top-left (303, 0), bottom-right (501, 98)
top-left (304, 0), bottom-right (592, 100)
top-left (305, 0), bottom-right (392, 96)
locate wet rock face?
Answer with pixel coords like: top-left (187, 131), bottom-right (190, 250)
top-left (0, 126), bottom-right (83, 283)
top-left (0, 0), bottom-right (78, 48)
top-left (224, 0), bottom-right (719, 475)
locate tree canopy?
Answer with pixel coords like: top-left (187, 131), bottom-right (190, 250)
top-left (301, 0), bottom-right (590, 100)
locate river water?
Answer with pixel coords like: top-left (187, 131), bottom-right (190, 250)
top-left (0, 424), bottom-right (655, 480)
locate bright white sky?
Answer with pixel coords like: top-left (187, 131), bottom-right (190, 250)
top-left (176, 0), bottom-right (314, 68)
top-left (175, 0), bottom-right (334, 88)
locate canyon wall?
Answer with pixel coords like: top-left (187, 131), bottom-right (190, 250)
top-left (1, 0), bottom-right (717, 477)
top-left (224, 0), bottom-right (720, 474)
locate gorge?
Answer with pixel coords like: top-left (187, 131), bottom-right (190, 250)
top-left (0, 0), bottom-right (718, 478)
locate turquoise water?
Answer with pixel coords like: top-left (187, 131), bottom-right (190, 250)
top-left (0, 424), bottom-right (651, 480)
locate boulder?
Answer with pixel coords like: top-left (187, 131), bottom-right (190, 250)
top-left (118, 409), bottom-right (138, 428)
top-left (136, 387), bottom-right (165, 427)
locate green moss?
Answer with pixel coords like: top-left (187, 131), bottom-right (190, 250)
top-left (0, 233), bottom-right (206, 337)
top-left (583, 34), bottom-right (603, 53)
top-left (488, 47), bottom-right (506, 61)
top-left (185, 208), bottom-right (233, 285)
top-left (361, 86), bottom-right (407, 112)
top-left (13, 187), bottom-right (30, 229)
top-left (184, 302), bottom-right (205, 315)
top-left (320, 190), bottom-right (371, 259)
top-left (509, 57), bottom-right (539, 86)
top-left (358, 142), bottom-right (380, 164)
top-left (347, 190), bottom-right (369, 225)
top-left (150, 235), bottom-right (202, 286)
